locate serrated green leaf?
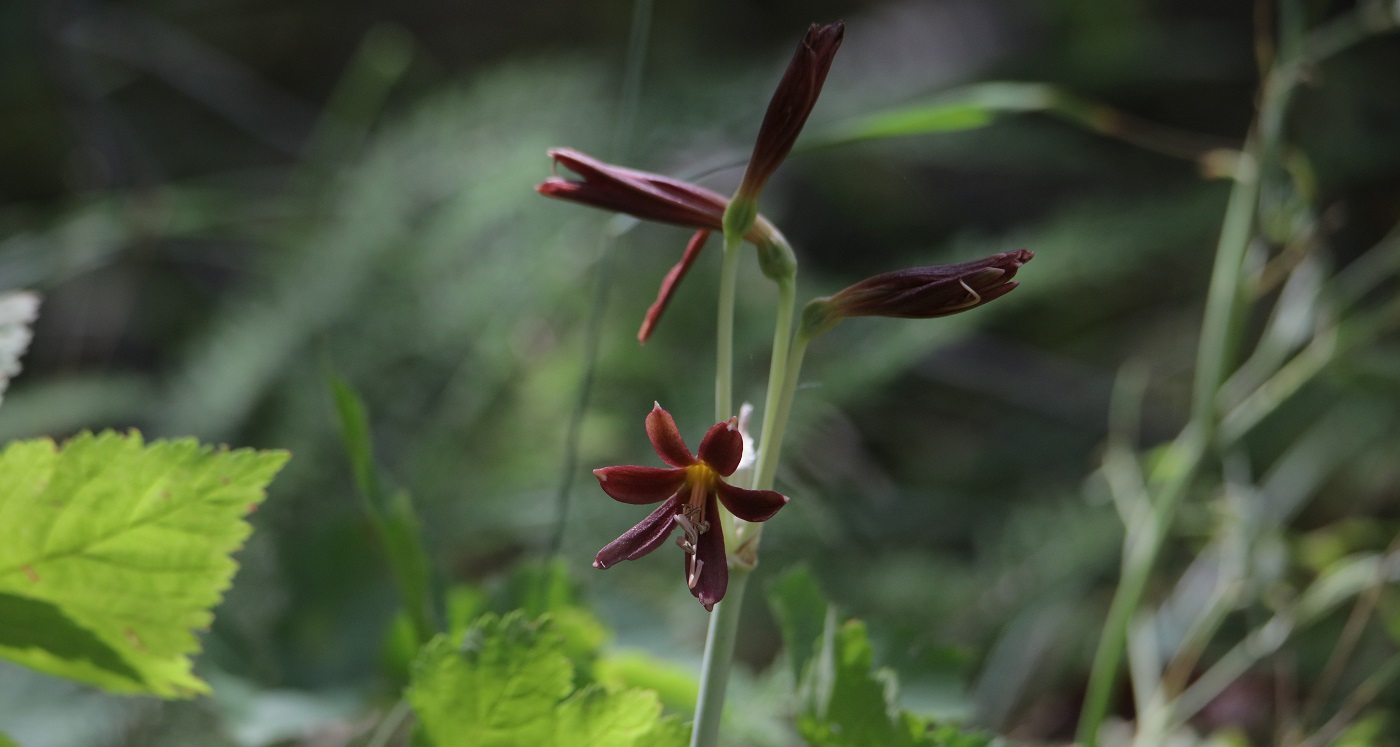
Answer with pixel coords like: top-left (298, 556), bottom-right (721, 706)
top-left (409, 612), bottom-right (686, 747)
top-left (640, 714), bottom-right (689, 747)
top-left (595, 651), bottom-right (698, 713)
top-left (556, 685), bottom-right (680, 747)
top-left (800, 619), bottom-right (904, 747)
top-left (798, 617), bottom-right (994, 747)
top-left (496, 561), bottom-right (609, 669)
top-left (0, 431), bottom-right (288, 697)
top-left (409, 613), bottom-right (573, 746)
top-left (0, 592), bottom-right (140, 683)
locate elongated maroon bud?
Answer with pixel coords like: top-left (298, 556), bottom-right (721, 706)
top-left (731, 22), bottom-right (844, 215)
top-left (803, 250), bottom-right (1033, 336)
top-left (537, 148), bottom-right (730, 230)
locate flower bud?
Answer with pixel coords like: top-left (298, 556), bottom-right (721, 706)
top-left (755, 237), bottom-right (798, 282)
top-left (729, 22), bottom-right (845, 234)
top-left (802, 250), bottom-right (1033, 337)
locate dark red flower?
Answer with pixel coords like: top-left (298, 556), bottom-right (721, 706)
top-left (803, 250), bottom-right (1034, 335)
top-left (593, 403), bottom-right (789, 611)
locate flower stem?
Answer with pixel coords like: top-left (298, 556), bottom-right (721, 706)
top-left (715, 233), bottom-right (743, 422)
top-left (753, 274), bottom-right (798, 491)
top-left (735, 273), bottom-right (801, 559)
top-left (690, 568), bottom-right (751, 747)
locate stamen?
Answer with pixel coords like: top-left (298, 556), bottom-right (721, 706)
top-left (674, 514), bottom-right (699, 554)
top-left (675, 512), bottom-right (697, 535)
top-left (688, 557), bottom-right (704, 589)
top-left (958, 278), bottom-right (982, 308)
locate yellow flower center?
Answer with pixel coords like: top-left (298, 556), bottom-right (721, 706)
top-left (678, 462), bottom-right (721, 590)
top-left (683, 462), bottom-right (718, 513)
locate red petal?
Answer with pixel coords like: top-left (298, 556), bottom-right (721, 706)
top-left (688, 501), bottom-right (729, 611)
top-left (543, 149), bottom-right (727, 230)
top-left (646, 403), bottom-right (695, 467)
top-left (594, 465), bottom-right (685, 504)
top-left (715, 481), bottom-right (788, 522)
top-left (595, 497), bottom-right (681, 569)
top-left (696, 417), bottom-right (743, 476)
top-left (638, 230), bottom-right (710, 344)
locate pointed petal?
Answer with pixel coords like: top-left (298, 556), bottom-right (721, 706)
top-left (541, 149), bottom-right (727, 230)
top-left (646, 403), bottom-right (695, 467)
top-left (638, 230), bottom-right (711, 344)
top-left (696, 417), bottom-right (743, 476)
top-left (594, 465), bottom-right (685, 504)
top-left (688, 504), bottom-right (728, 611)
top-left (594, 498), bottom-right (680, 569)
top-left (715, 481), bottom-right (788, 522)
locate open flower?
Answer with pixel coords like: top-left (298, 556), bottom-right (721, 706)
top-left (593, 403), bottom-right (788, 611)
top-left (802, 250), bottom-right (1034, 336)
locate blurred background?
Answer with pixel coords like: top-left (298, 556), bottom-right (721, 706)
top-left (2, 0), bottom-right (1399, 745)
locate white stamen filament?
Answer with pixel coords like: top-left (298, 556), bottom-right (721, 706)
top-left (674, 513), bottom-right (699, 554)
top-left (957, 278), bottom-right (982, 308)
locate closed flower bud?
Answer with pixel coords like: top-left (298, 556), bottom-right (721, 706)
top-left (726, 22), bottom-right (844, 236)
top-left (802, 250), bottom-right (1033, 337)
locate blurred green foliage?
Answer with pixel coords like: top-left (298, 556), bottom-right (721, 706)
top-left (2, 0), bottom-right (1400, 745)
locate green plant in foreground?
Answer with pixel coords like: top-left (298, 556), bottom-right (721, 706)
top-left (0, 291), bottom-right (289, 745)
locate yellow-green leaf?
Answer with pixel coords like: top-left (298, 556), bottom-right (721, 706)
top-left (0, 431), bottom-right (288, 697)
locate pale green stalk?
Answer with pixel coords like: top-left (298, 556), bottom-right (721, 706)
top-left (1076, 127), bottom-right (1262, 747)
top-left (754, 324), bottom-right (808, 493)
top-left (695, 323), bottom-right (813, 747)
top-left (694, 230), bottom-right (804, 747)
top-left (734, 270), bottom-right (799, 557)
top-left (715, 233), bottom-right (743, 422)
top-left (693, 220), bottom-right (751, 747)
top-left (1077, 5), bottom-right (1397, 743)
top-left (753, 274), bottom-right (797, 491)
top-left (689, 570), bottom-right (751, 747)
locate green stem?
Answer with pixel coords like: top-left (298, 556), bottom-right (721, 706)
top-left (1076, 130), bottom-right (1263, 747)
top-left (715, 233), bottom-right (742, 421)
top-left (1077, 431), bottom-right (1206, 747)
top-left (753, 275), bottom-right (797, 491)
top-left (694, 240), bottom-right (801, 746)
top-left (735, 274), bottom-right (801, 559)
top-left (754, 323), bottom-right (807, 493)
top-left (690, 569), bottom-right (751, 747)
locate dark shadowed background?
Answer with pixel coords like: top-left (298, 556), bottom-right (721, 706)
top-left (2, 0), bottom-right (1399, 745)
